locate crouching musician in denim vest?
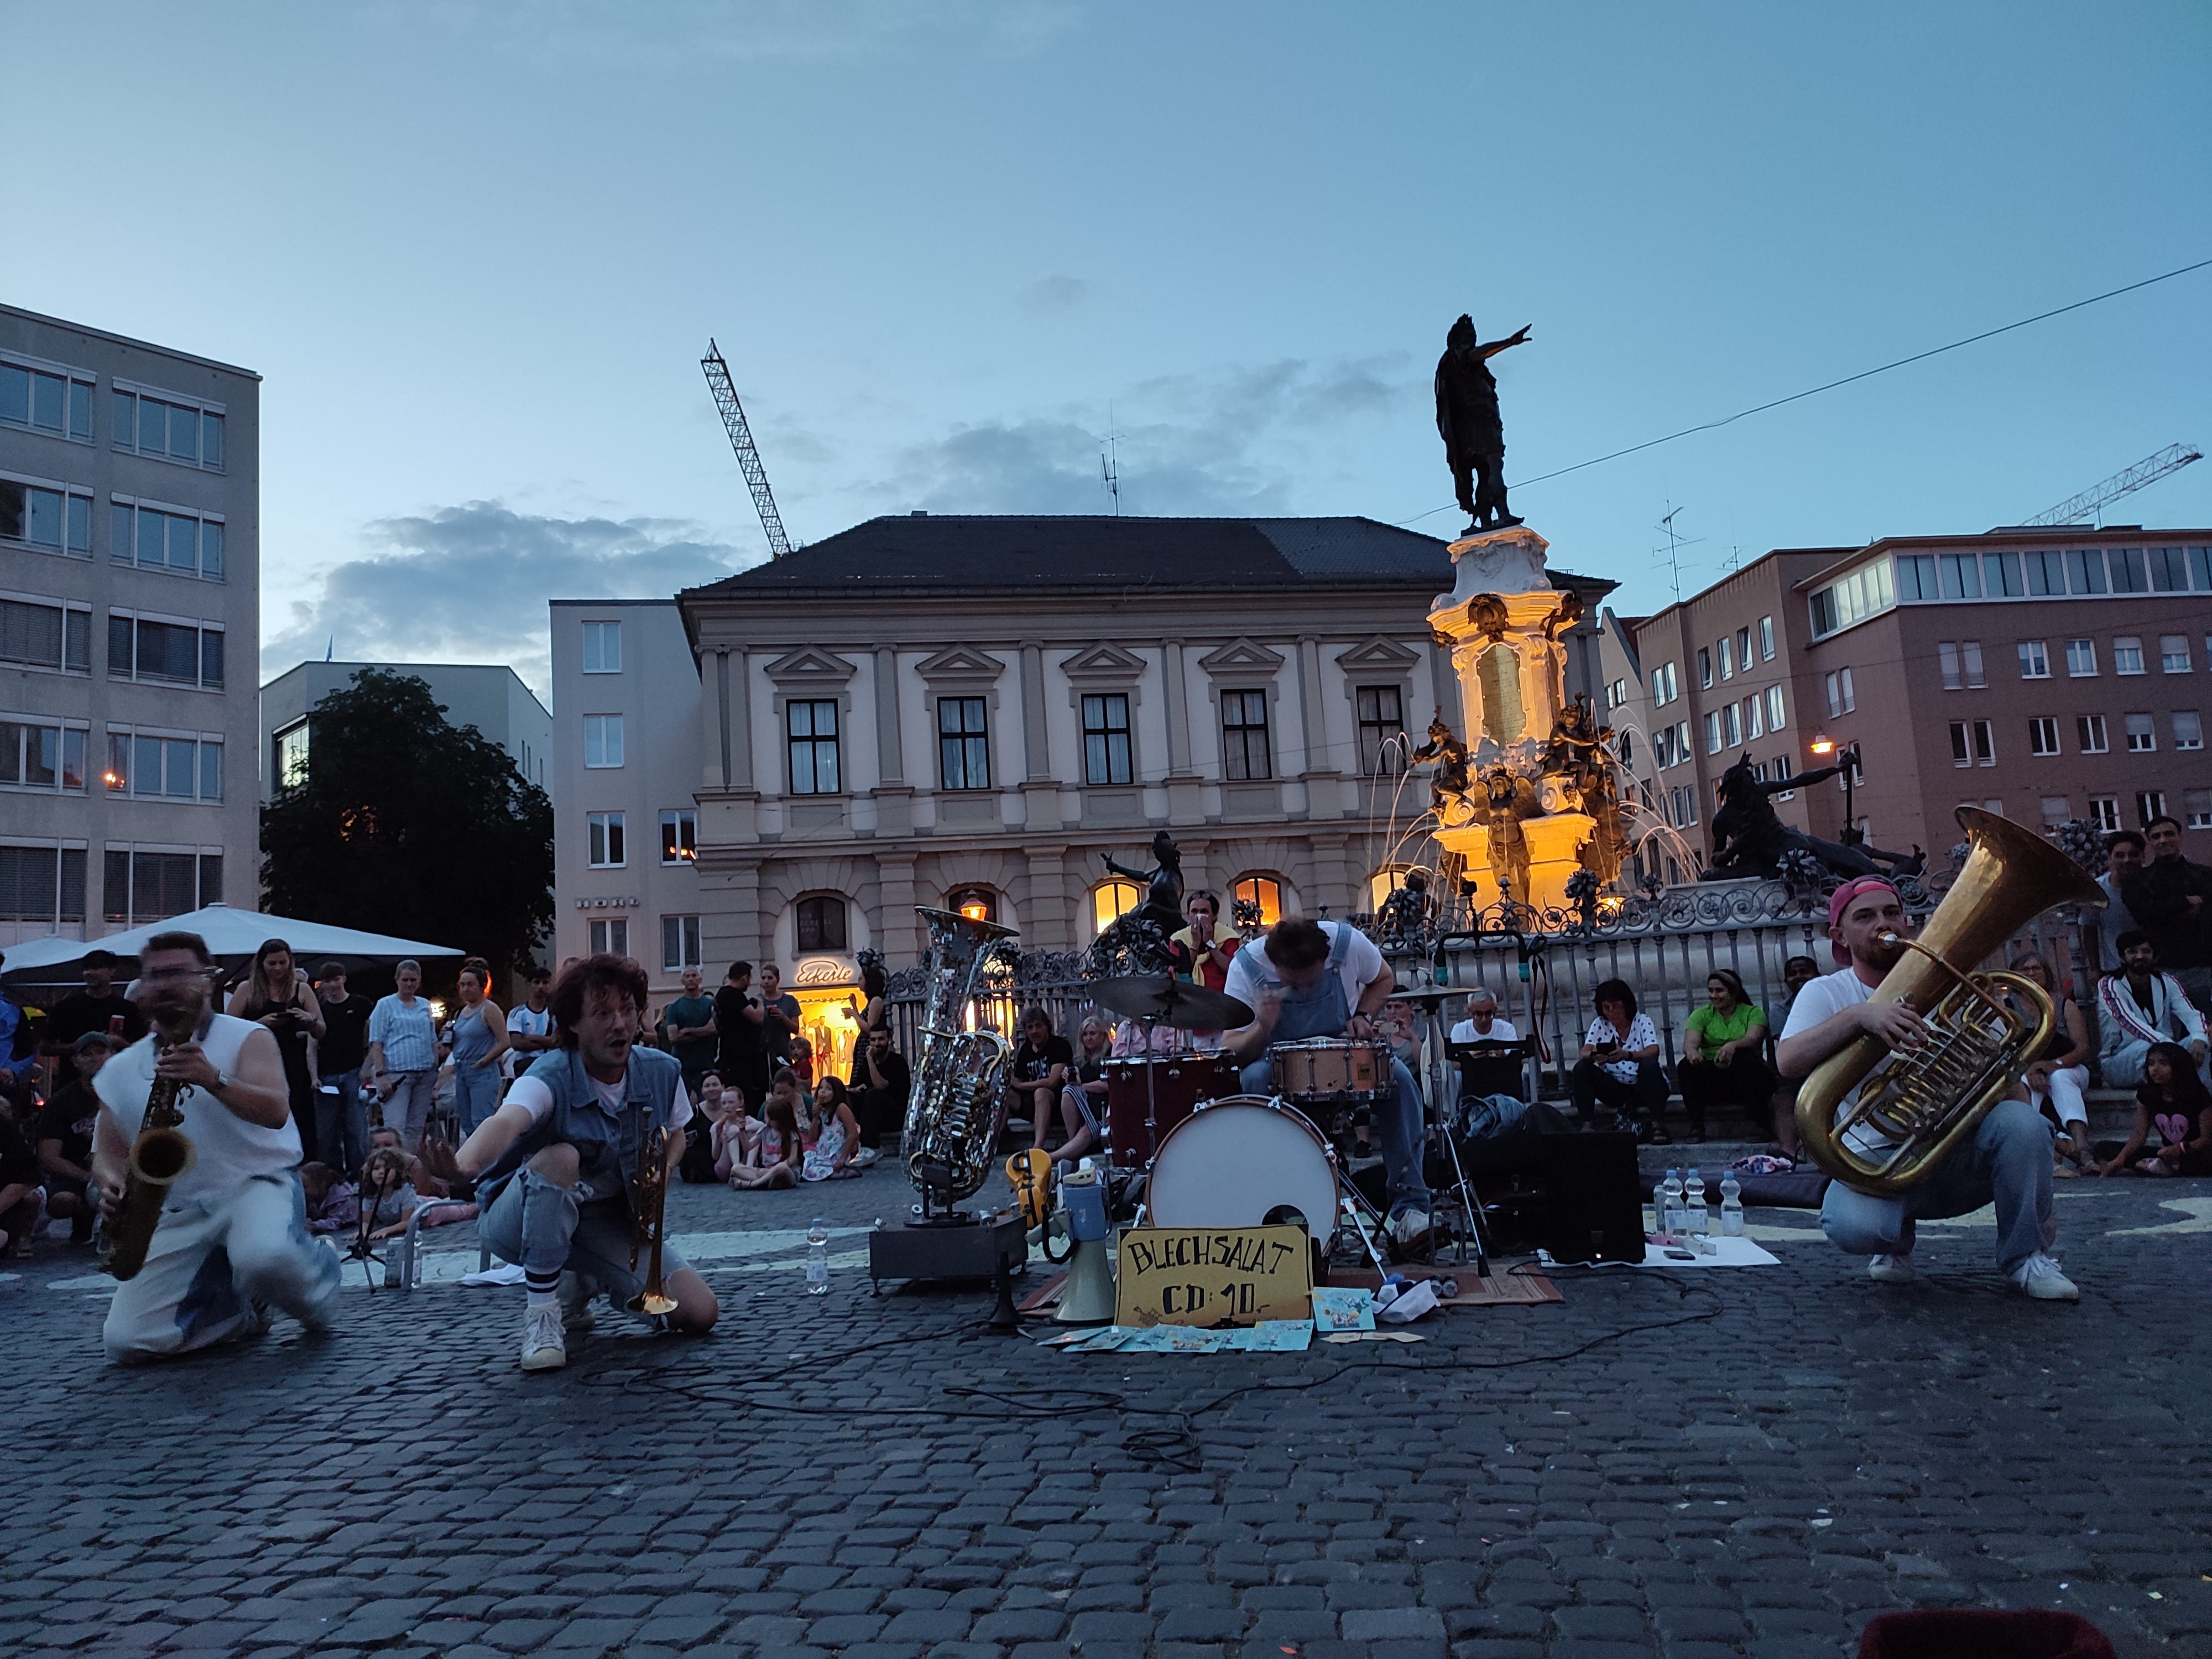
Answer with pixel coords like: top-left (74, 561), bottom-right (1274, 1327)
top-left (457, 954), bottom-right (719, 1370)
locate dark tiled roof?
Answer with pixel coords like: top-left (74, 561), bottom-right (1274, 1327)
top-left (687, 514), bottom-right (1589, 597)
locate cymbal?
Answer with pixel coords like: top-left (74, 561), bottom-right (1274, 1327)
top-left (1088, 974), bottom-right (1255, 1031)
top-left (1385, 985), bottom-right (1458, 1006)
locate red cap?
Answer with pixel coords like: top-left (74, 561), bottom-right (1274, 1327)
top-left (1826, 876), bottom-right (1901, 964)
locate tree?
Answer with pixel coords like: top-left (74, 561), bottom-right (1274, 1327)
top-left (262, 669), bottom-right (554, 980)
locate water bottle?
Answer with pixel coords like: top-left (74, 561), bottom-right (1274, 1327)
top-left (1660, 1168), bottom-right (1684, 1235)
top-left (805, 1216), bottom-right (830, 1295)
top-left (1720, 1172), bottom-right (1744, 1237)
top-left (1684, 1168), bottom-right (1709, 1236)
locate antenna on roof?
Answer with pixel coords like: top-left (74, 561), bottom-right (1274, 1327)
top-left (1100, 405), bottom-right (1121, 515)
top-left (1654, 502), bottom-right (1703, 603)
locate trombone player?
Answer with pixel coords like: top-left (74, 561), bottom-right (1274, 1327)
top-left (457, 954), bottom-right (718, 1371)
top-left (1777, 877), bottom-right (2078, 1301)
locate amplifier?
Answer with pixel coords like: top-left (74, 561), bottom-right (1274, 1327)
top-left (1536, 1131), bottom-right (1646, 1264)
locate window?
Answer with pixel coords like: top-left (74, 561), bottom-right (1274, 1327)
top-left (1736, 627), bottom-right (1752, 670)
top-left (1823, 667), bottom-right (1855, 716)
top-left (2028, 717), bottom-right (2060, 756)
top-left (582, 714), bottom-right (624, 769)
top-left (1220, 690), bottom-right (1271, 780)
top-left (1232, 875), bottom-right (1284, 926)
top-left (1718, 638), bottom-right (1734, 682)
top-left (2065, 549), bottom-right (2107, 596)
top-left (1743, 696), bottom-right (1764, 740)
top-left (1651, 726), bottom-right (1672, 769)
top-left (661, 915), bottom-right (702, 972)
top-left (1986, 551), bottom-right (2025, 596)
top-left (101, 731), bottom-right (223, 800)
top-left (1896, 553), bottom-right (1938, 601)
top-left (588, 917), bottom-right (630, 956)
top-left (1650, 662), bottom-right (1679, 706)
top-left (787, 700), bottom-right (840, 795)
top-left (1950, 723), bottom-right (1970, 767)
top-left (1723, 704), bottom-right (1741, 746)
top-left (1, 596), bottom-right (92, 673)
top-left (0, 845), bottom-right (87, 926)
top-left (1769, 755), bottom-right (1796, 802)
top-left (2110, 547), bottom-right (2150, 594)
top-left (1939, 643), bottom-right (1960, 690)
top-left (1356, 685), bottom-right (1406, 774)
top-left (2175, 712), bottom-right (2204, 752)
top-left (1937, 641), bottom-right (1986, 689)
top-left (1809, 560), bottom-right (1893, 638)
top-left (2041, 796), bottom-right (2071, 829)
top-left (2018, 640), bottom-right (2049, 679)
top-left (1605, 678), bottom-right (1627, 710)
top-left (2089, 796), bottom-right (2121, 833)
top-left (109, 387), bottom-right (225, 469)
top-left (1081, 693), bottom-right (1131, 786)
top-left (1972, 720), bottom-right (1994, 765)
top-left (581, 620), bottom-right (620, 673)
top-left (2148, 547), bottom-right (2196, 592)
top-left (0, 360), bottom-right (95, 442)
top-left (1758, 616), bottom-right (1775, 660)
top-left (1092, 877), bottom-right (1141, 935)
top-left (2065, 639), bottom-right (2096, 677)
top-left (274, 719), bottom-right (310, 790)
top-left (1961, 642), bottom-right (1984, 686)
top-left (660, 808), bottom-right (697, 863)
top-left (109, 501), bottom-right (224, 579)
top-left (1764, 685), bottom-right (1786, 731)
top-left (1698, 647), bottom-right (1713, 689)
top-left (1674, 721), bottom-right (1691, 764)
top-left (1671, 785), bottom-right (1699, 827)
top-left (2187, 789), bottom-right (2212, 831)
top-left (2162, 635), bottom-right (2192, 674)
top-left (2137, 791), bottom-right (2167, 826)
top-left (587, 811), bottom-right (626, 868)
top-left (2124, 713), bottom-right (2156, 753)
top-left (2114, 637), bottom-right (2145, 676)
top-left (2025, 549), bottom-right (2067, 596)
top-left (100, 849), bottom-right (218, 926)
top-left (1616, 728), bottom-right (1635, 768)
top-left (2077, 714), bottom-right (2109, 754)
top-left (1, 479), bottom-right (96, 557)
top-left (1939, 552), bottom-right (1981, 599)
top-left (0, 718), bottom-right (88, 791)
top-left (1704, 711), bottom-right (1723, 755)
top-left (937, 696), bottom-right (990, 790)
top-left (795, 895), bottom-right (848, 952)
top-left (106, 614), bottom-right (223, 688)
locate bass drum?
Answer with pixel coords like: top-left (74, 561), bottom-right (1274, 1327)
top-left (1143, 1096), bottom-right (1342, 1243)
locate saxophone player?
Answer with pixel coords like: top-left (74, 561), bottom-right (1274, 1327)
top-left (456, 953), bottom-right (718, 1371)
top-left (1777, 878), bottom-right (2078, 1301)
top-left (92, 932), bottom-right (343, 1364)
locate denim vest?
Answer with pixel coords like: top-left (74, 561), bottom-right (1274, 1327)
top-left (477, 1044), bottom-right (681, 1209)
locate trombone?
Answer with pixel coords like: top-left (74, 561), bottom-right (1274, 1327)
top-left (627, 1124), bottom-right (678, 1316)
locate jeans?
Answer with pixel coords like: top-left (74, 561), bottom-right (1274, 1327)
top-left (317, 1072), bottom-right (369, 1175)
top-left (380, 1071), bottom-right (437, 1152)
top-left (1243, 1054), bottom-right (1432, 1220)
top-left (453, 1063), bottom-right (501, 1138)
top-left (480, 1167), bottom-right (691, 1306)
top-left (1819, 1098), bottom-right (2056, 1276)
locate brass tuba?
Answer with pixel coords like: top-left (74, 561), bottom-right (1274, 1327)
top-left (902, 905), bottom-right (1021, 1206)
top-left (1796, 807), bottom-right (2104, 1195)
top-left (100, 1013), bottom-right (200, 1282)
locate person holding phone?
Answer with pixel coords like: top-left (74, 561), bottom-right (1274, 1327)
top-left (1571, 978), bottom-right (1668, 1140)
top-left (227, 938), bottom-right (326, 1161)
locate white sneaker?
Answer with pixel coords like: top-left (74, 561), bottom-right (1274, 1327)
top-left (851, 1147), bottom-right (880, 1168)
top-left (1867, 1253), bottom-right (1916, 1284)
top-left (2013, 1252), bottom-right (2079, 1301)
top-left (1390, 1209), bottom-right (1432, 1247)
top-left (520, 1302), bottom-right (567, 1370)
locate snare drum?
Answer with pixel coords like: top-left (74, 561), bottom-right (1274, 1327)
top-left (1105, 1055), bottom-right (1237, 1166)
top-left (1268, 1036), bottom-right (1394, 1105)
top-left (1145, 1095), bottom-right (1342, 1243)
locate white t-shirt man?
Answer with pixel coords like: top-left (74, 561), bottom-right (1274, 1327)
top-left (504, 1004), bottom-right (556, 1081)
top-left (1449, 1015), bottom-right (1520, 1045)
top-left (1223, 920), bottom-right (1386, 1019)
top-left (1780, 968), bottom-right (1886, 1156)
top-left (95, 1013), bottom-right (301, 1204)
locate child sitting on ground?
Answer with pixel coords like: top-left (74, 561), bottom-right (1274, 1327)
top-left (299, 1162), bottom-right (360, 1233)
top-left (2096, 1042), bottom-right (2212, 1177)
top-left (725, 1095), bottom-right (802, 1190)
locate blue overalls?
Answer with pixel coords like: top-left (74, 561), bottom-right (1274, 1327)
top-left (1238, 922), bottom-right (1432, 1222)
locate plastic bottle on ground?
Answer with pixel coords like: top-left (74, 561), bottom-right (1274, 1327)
top-left (1720, 1171), bottom-right (1744, 1237)
top-left (1684, 1168), bottom-right (1709, 1236)
top-left (806, 1216), bottom-right (830, 1295)
top-left (1660, 1168), bottom-right (1684, 1235)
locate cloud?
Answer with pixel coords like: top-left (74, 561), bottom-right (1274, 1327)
top-left (1016, 274), bottom-right (1091, 316)
top-left (263, 502), bottom-right (753, 698)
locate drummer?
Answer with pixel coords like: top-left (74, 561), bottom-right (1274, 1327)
top-left (1222, 916), bottom-right (1434, 1249)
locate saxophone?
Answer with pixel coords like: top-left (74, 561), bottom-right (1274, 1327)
top-left (100, 1014), bottom-right (199, 1281)
top-left (902, 905), bottom-right (1021, 1207)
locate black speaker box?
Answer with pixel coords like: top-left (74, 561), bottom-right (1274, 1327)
top-left (1537, 1130), bottom-right (1646, 1264)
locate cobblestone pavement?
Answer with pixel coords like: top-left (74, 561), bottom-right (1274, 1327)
top-left (3, 1169), bottom-right (2209, 1659)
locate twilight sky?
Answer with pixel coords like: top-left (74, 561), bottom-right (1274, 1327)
top-left (7, 1), bottom-right (2209, 699)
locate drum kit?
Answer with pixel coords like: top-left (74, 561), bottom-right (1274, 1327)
top-left (1081, 973), bottom-right (1485, 1269)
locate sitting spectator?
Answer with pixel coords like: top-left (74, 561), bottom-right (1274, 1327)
top-left (724, 1094), bottom-right (802, 1190)
top-left (1009, 1006), bottom-right (1073, 1154)
top-left (2122, 815), bottom-right (2212, 1015)
top-left (0, 1104), bottom-right (40, 1257)
top-left (363, 1124), bottom-right (454, 1199)
top-left (678, 1070), bottom-right (731, 1183)
top-left (1449, 989), bottom-right (1518, 1045)
top-left (1572, 978), bottom-right (1670, 1141)
top-left (1676, 969), bottom-right (1771, 1144)
top-left (2098, 931), bottom-right (2210, 1088)
top-left (37, 1032), bottom-right (117, 1243)
top-left (709, 1078), bottom-right (760, 1176)
top-left (2011, 951), bottom-right (2094, 1172)
top-left (1049, 1014), bottom-right (1112, 1167)
top-left (1767, 953), bottom-right (1822, 1160)
top-left (299, 1162), bottom-right (361, 1233)
top-left (2096, 1042), bottom-right (2212, 1177)
top-left (848, 1024), bottom-right (910, 1168)
top-left (357, 1146), bottom-right (420, 1239)
top-left (802, 1076), bottom-right (863, 1181)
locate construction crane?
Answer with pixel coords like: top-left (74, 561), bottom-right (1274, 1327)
top-left (2022, 442), bottom-right (2202, 529)
top-left (700, 339), bottom-right (792, 559)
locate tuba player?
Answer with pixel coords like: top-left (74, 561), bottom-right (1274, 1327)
top-left (1777, 877), bottom-right (2078, 1300)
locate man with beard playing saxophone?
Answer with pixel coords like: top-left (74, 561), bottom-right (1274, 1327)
top-left (92, 931), bottom-right (342, 1364)
top-left (1777, 877), bottom-right (2078, 1301)
top-left (456, 953), bottom-right (718, 1371)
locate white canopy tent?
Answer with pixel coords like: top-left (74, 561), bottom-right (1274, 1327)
top-left (1, 905), bottom-right (461, 987)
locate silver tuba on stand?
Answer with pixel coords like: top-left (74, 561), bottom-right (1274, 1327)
top-left (902, 905), bottom-right (1022, 1213)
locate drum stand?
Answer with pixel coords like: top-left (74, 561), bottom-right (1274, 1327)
top-left (1404, 987), bottom-right (1492, 1278)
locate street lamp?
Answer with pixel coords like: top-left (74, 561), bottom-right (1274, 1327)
top-left (1811, 734), bottom-right (1862, 844)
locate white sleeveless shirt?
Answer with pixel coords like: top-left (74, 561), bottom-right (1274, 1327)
top-left (95, 1011), bottom-right (302, 1204)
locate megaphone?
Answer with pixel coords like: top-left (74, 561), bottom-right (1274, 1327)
top-left (1053, 1165), bottom-right (1117, 1326)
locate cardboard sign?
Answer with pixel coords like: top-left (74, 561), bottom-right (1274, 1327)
top-left (1113, 1225), bottom-right (1313, 1328)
